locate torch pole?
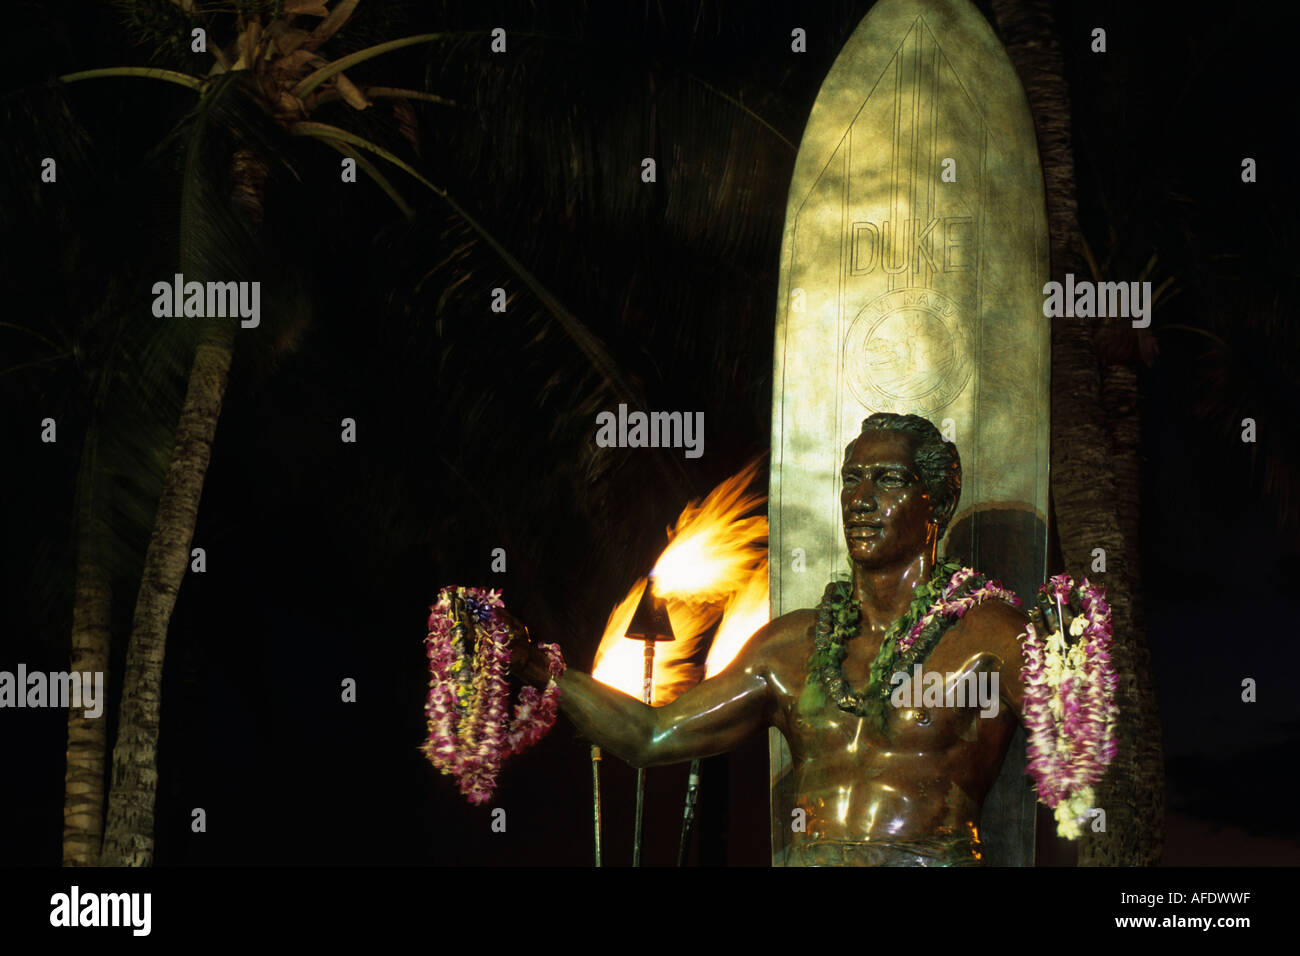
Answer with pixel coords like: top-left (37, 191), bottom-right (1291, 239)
top-left (591, 744), bottom-right (603, 867)
top-left (632, 638), bottom-right (655, 867)
top-left (676, 758), bottom-right (702, 866)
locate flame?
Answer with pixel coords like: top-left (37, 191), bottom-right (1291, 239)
top-left (705, 557), bottom-right (770, 678)
top-left (591, 461), bottom-right (770, 704)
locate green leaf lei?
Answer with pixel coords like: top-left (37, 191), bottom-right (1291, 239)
top-left (805, 559), bottom-right (977, 733)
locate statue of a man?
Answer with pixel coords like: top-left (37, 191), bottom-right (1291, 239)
top-left (513, 413), bottom-right (1030, 866)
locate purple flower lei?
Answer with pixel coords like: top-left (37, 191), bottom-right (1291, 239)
top-left (810, 563), bottom-right (1022, 730)
top-left (1019, 575), bottom-right (1119, 831)
top-left (420, 586), bottom-right (564, 805)
top-left (896, 570), bottom-right (1022, 656)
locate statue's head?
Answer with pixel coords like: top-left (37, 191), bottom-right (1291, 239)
top-left (840, 414), bottom-right (961, 567)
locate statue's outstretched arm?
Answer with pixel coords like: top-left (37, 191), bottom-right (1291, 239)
top-left (526, 620), bottom-right (780, 769)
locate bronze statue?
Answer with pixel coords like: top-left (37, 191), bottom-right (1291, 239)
top-left (512, 414), bottom-right (1029, 866)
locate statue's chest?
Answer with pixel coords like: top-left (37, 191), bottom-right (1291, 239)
top-left (787, 693), bottom-right (972, 757)
top-left (785, 632), bottom-right (983, 757)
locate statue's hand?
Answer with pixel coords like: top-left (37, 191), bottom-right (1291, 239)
top-left (1027, 604), bottom-right (1053, 635)
top-left (498, 609), bottom-right (545, 683)
top-left (1030, 589), bottom-right (1085, 638)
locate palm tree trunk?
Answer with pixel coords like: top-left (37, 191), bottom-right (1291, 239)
top-left (101, 147), bottom-right (267, 866)
top-left (990, 0), bottom-right (1164, 865)
top-left (100, 316), bottom-right (236, 866)
top-left (62, 420), bottom-right (112, 866)
top-left (1100, 363), bottom-right (1165, 865)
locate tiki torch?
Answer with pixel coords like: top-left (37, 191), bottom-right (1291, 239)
top-left (624, 577), bottom-right (675, 867)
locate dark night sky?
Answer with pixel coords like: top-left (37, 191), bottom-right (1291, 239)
top-left (1, 0), bottom-right (1298, 867)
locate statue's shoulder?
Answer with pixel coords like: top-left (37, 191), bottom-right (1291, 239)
top-left (742, 608), bottom-right (818, 676)
top-left (955, 593), bottom-right (1030, 653)
top-left (767, 607), bottom-right (819, 644)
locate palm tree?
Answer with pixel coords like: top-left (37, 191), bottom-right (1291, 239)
top-left (990, 0), bottom-right (1165, 865)
top-left (48, 0), bottom-right (517, 866)
top-left (1, 82), bottom-right (108, 867)
top-left (52, 0), bottom-right (690, 866)
top-left (0, 70), bottom-right (195, 865)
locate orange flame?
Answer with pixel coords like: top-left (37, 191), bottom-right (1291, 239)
top-left (705, 557), bottom-right (770, 678)
top-left (591, 461), bottom-right (770, 704)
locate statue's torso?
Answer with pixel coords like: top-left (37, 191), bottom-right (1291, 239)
top-left (766, 605), bottom-right (1022, 855)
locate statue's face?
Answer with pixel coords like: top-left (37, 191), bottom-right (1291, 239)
top-left (841, 430), bottom-right (935, 569)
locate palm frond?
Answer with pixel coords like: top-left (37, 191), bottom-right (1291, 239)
top-left (293, 33), bottom-right (446, 98)
top-left (314, 137), bottom-right (413, 218)
top-left (59, 66), bottom-right (204, 91)
top-left (291, 120), bottom-right (665, 445)
top-left (306, 0), bottom-right (360, 48)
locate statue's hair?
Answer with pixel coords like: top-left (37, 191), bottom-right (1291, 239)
top-left (844, 413), bottom-right (961, 537)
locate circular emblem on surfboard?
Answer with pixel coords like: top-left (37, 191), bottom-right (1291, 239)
top-left (844, 288), bottom-right (974, 414)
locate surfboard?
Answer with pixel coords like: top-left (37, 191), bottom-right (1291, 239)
top-left (768, 0), bottom-right (1049, 866)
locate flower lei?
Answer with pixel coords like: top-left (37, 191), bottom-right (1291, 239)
top-left (1020, 575), bottom-right (1118, 839)
top-left (806, 560), bottom-right (1022, 732)
top-left (421, 586), bottom-right (564, 805)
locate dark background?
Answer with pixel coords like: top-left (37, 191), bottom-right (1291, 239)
top-left (1, 0), bottom-right (1297, 866)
